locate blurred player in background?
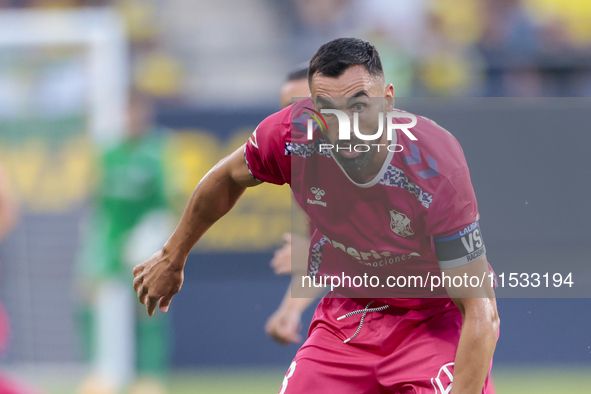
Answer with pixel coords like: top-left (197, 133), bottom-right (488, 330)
top-left (133, 38), bottom-right (499, 393)
top-left (78, 91), bottom-right (174, 394)
top-left (266, 63), bottom-right (321, 345)
top-left (0, 165), bottom-right (41, 394)
top-left (278, 63), bottom-right (312, 111)
top-left (271, 62), bottom-right (311, 279)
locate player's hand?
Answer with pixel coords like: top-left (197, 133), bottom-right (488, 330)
top-left (265, 306), bottom-right (303, 345)
top-left (270, 233), bottom-right (309, 275)
top-left (132, 249), bottom-right (185, 316)
top-left (270, 233), bottom-right (293, 275)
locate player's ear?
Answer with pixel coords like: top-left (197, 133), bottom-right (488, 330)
top-left (384, 84), bottom-right (395, 111)
top-left (384, 83), bottom-right (394, 98)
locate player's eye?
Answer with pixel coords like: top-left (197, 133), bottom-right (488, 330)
top-left (353, 103), bottom-right (365, 112)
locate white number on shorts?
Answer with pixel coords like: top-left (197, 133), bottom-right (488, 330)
top-left (279, 361), bottom-right (297, 394)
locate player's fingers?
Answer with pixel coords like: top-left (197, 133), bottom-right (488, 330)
top-left (271, 265), bottom-right (283, 275)
top-left (293, 327), bottom-right (303, 343)
top-left (265, 321), bottom-right (287, 344)
top-left (132, 275), bottom-right (144, 292)
top-left (276, 266), bottom-right (291, 276)
top-left (146, 296), bottom-right (159, 316)
top-left (138, 285), bottom-right (149, 305)
top-left (132, 264), bottom-right (145, 277)
top-left (276, 256), bottom-right (292, 275)
top-left (270, 330), bottom-right (289, 346)
top-left (266, 318), bottom-right (299, 345)
top-left (282, 233), bottom-right (292, 243)
top-left (270, 254), bottom-right (288, 274)
top-left (288, 331), bottom-right (302, 344)
top-left (159, 293), bottom-right (175, 313)
top-left (285, 320), bottom-right (302, 343)
top-left (265, 315), bottom-right (278, 332)
top-left (265, 316), bottom-right (277, 334)
top-left (270, 257), bottom-right (280, 271)
top-left (278, 327), bottom-right (300, 345)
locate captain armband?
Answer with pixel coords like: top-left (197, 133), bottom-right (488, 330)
top-left (434, 221), bottom-right (486, 269)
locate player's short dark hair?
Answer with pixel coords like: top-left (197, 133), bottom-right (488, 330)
top-left (308, 38), bottom-right (384, 85)
top-left (286, 62), bottom-right (309, 82)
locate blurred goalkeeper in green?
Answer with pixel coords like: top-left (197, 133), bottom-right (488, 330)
top-left (78, 90), bottom-right (174, 394)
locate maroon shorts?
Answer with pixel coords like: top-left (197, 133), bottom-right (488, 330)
top-left (279, 297), bottom-right (496, 394)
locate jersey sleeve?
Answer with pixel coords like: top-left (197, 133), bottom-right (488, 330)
top-left (426, 168), bottom-right (486, 269)
top-left (244, 112), bottom-right (291, 185)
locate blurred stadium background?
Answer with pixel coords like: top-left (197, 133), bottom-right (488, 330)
top-left (0, 0), bottom-right (589, 393)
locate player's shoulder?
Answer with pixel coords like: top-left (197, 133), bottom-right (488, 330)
top-left (393, 110), bottom-right (469, 181)
top-left (249, 100), bottom-right (309, 148)
top-left (247, 98), bottom-right (316, 152)
top-left (248, 105), bottom-right (290, 149)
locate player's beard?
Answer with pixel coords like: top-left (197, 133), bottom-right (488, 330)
top-left (333, 137), bottom-right (376, 171)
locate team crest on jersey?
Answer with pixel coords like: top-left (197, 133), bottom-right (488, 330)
top-left (389, 209), bottom-right (414, 237)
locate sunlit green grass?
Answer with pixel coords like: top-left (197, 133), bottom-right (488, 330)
top-left (16, 365), bottom-right (591, 394)
top-left (492, 366), bottom-right (590, 394)
top-left (168, 367), bottom-right (591, 394)
top-left (168, 369), bottom-right (283, 394)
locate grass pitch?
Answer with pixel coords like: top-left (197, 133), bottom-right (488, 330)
top-left (170, 367), bottom-right (591, 394)
top-left (166, 367), bottom-right (591, 394)
top-left (13, 365), bottom-right (591, 394)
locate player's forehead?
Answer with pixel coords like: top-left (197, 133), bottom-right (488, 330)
top-left (310, 65), bottom-right (382, 100)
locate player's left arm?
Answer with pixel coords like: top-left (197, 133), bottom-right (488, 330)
top-left (427, 164), bottom-right (499, 393)
top-left (442, 254), bottom-right (499, 394)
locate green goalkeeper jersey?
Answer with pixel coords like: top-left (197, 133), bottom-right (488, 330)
top-left (81, 132), bottom-right (168, 278)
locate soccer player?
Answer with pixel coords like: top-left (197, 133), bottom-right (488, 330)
top-left (133, 38), bottom-right (499, 393)
top-left (79, 91), bottom-right (173, 393)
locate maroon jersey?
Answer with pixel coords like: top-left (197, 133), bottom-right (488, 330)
top-left (245, 99), bottom-right (485, 308)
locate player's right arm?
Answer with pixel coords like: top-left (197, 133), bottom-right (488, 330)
top-left (133, 108), bottom-right (291, 316)
top-left (132, 144), bottom-right (260, 316)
